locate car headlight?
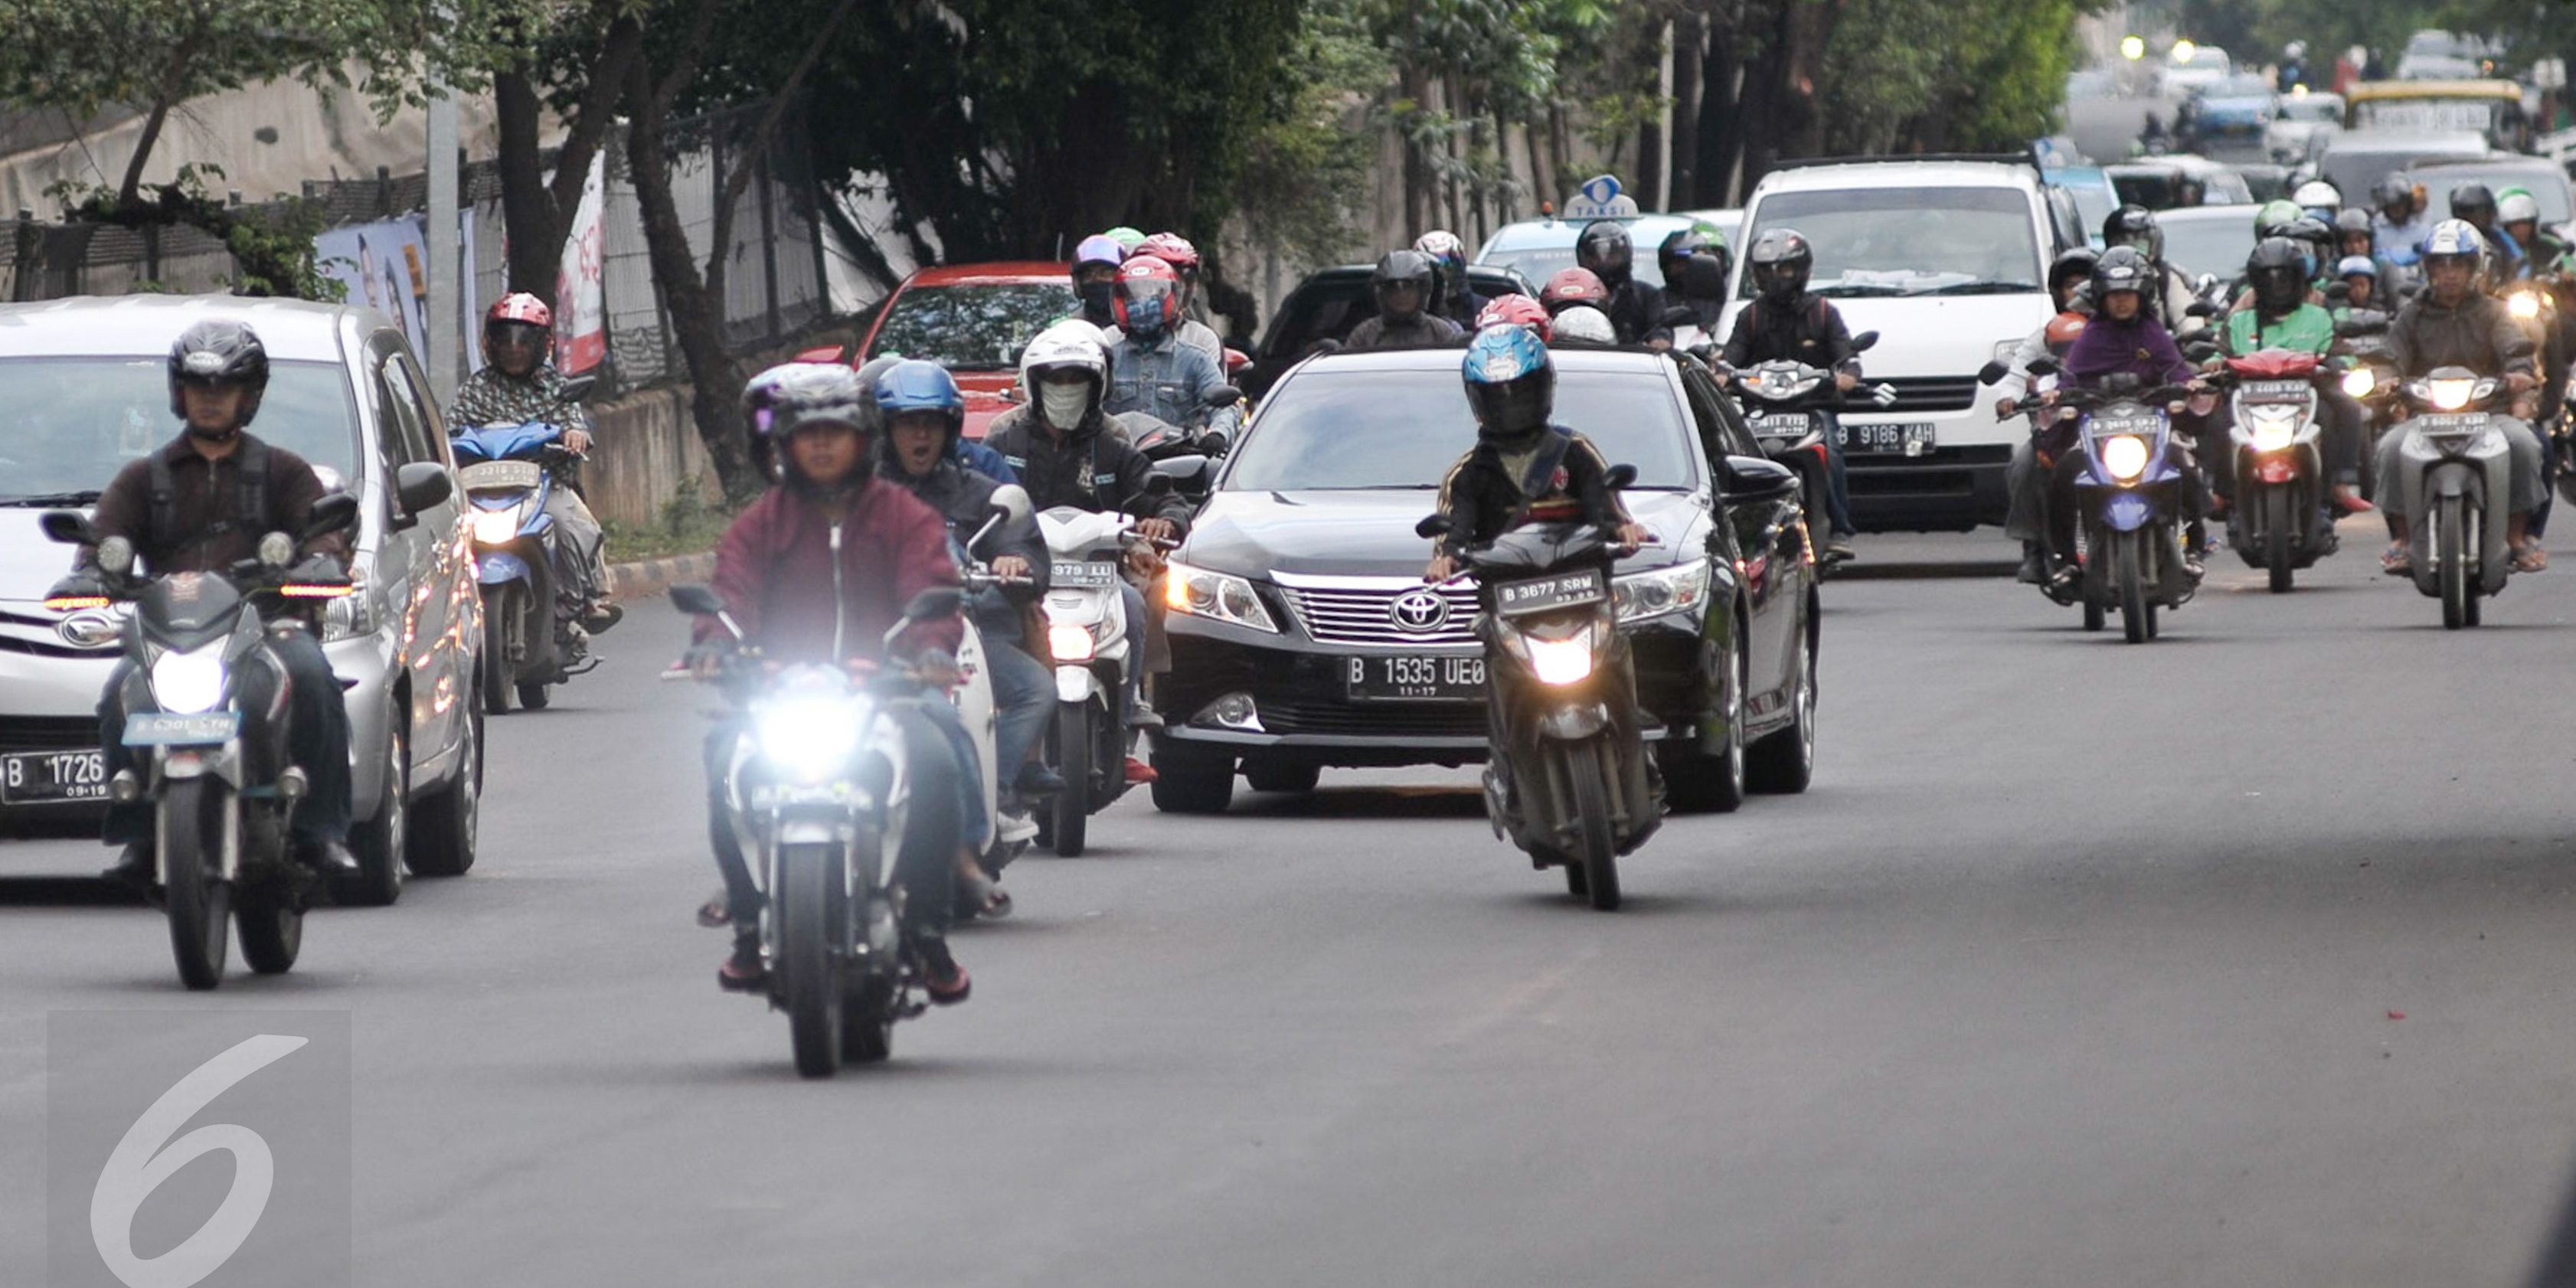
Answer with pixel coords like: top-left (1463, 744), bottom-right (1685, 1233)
top-left (2100, 433), bottom-right (2151, 482)
top-left (1613, 561), bottom-right (1711, 623)
top-left (2244, 404), bottom-right (2303, 452)
top-left (2428, 378), bottom-right (2476, 411)
top-left (2511, 290), bottom-right (2542, 320)
top-left (1162, 561), bottom-right (1278, 633)
top-left (1048, 621), bottom-right (1097, 662)
top-left (1993, 338), bottom-right (2023, 363)
top-left (471, 505), bottom-right (523, 545)
top-left (321, 589), bottom-right (379, 642)
top-left (150, 649), bottom-right (228, 715)
top-left (2342, 368), bottom-right (2376, 398)
top-left (757, 698), bottom-right (865, 783)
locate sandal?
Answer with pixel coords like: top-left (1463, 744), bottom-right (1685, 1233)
top-left (2381, 542), bottom-right (2413, 577)
top-left (2514, 544), bottom-right (2550, 574)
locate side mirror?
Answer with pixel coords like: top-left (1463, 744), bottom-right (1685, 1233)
top-left (1414, 514), bottom-right (1453, 540)
top-left (1205, 384), bottom-right (1244, 408)
top-left (1141, 471), bottom-right (1173, 497)
top-left (988, 483), bottom-right (1033, 528)
top-left (2185, 299), bottom-right (2217, 318)
top-left (1661, 305), bottom-right (1696, 327)
top-left (1849, 330), bottom-right (1881, 352)
top-left (301, 492), bottom-right (360, 541)
top-left (903, 585), bottom-right (966, 622)
top-left (2195, 272), bottom-right (2219, 294)
top-left (1223, 347), bottom-right (1252, 375)
top-left (38, 511), bottom-right (97, 546)
top-left (2026, 357), bottom-right (2064, 378)
top-left (1721, 455), bottom-right (1800, 502)
top-left (671, 584), bottom-right (724, 616)
top-left (1602, 463), bottom-right (1639, 490)
top-left (1977, 360), bottom-right (2009, 385)
top-left (558, 374), bottom-right (597, 402)
top-left (394, 461), bottom-right (453, 521)
top-left (2181, 341), bottom-right (2221, 363)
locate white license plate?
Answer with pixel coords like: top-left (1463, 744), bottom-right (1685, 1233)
top-left (1754, 413), bottom-right (1813, 436)
top-left (1, 749), bottom-right (106, 804)
top-left (1841, 422), bottom-right (1937, 454)
top-left (1345, 655), bottom-right (1485, 702)
top-left (1051, 561), bottom-right (1118, 588)
top-left (1495, 567), bottom-right (1608, 616)
top-left (459, 460), bottom-right (543, 492)
top-left (123, 712), bottom-right (241, 747)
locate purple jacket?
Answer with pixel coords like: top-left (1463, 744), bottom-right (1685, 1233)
top-left (2064, 313), bottom-right (2189, 389)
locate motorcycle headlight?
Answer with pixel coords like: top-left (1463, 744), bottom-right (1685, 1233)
top-left (2429, 378), bottom-right (2476, 411)
top-left (2100, 433), bottom-right (2152, 482)
top-left (1048, 621), bottom-right (1097, 662)
top-left (1162, 561), bottom-right (1278, 633)
top-left (2341, 368), bottom-right (2376, 398)
top-left (2244, 404), bottom-right (2303, 452)
top-left (470, 505), bottom-right (523, 546)
top-left (1522, 634), bottom-right (1597, 686)
top-left (2511, 290), bottom-right (2542, 320)
top-left (757, 698), bottom-right (865, 783)
top-left (149, 649), bottom-right (227, 716)
top-left (1613, 561), bottom-right (1711, 623)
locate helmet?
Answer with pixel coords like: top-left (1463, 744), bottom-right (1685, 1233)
top-left (166, 319), bottom-right (270, 427)
top-left (746, 362), bottom-right (871, 484)
top-left (872, 358), bottom-right (966, 451)
top-left (1138, 232), bottom-right (1199, 276)
top-left (2104, 206), bottom-right (2164, 261)
top-left (2498, 188), bottom-right (2542, 226)
top-left (1371, 249), bottom-right (1437, 323)
top-left (2044, 312), bottom-right (2088, 349)
top-left (483, 291), bottom-right (554, 367)
top-left (2280, 216), bottom-right (2334, 269)
top-left (2448, 183), bottom-right (2496, 224)
top-left (2254, 199), bottom-right (2304, 237)
top-left (1415, 230), bottom-right (1468, 311)
top-left (1657, 226), bottom-right (1713, 276)
top-left (1461, 323), bottom-right (1554, 446)
top-left (1018, 318), bottom-right (1110, 431)
top-left (2285, 40), bottom-right (2307, 60)
top-left (1551, 306), bottom-right (1616, 345)
top-left (1538, 266), bottom-right (1610, 315)
top-left (2425, 217), bottom-right (2486, 263)
top-left (2337, 254), bottom-right (2379, 281)
top-left (2374, 176), bottom-right (2416, 215)
top-left (2048, 247), bottom-right (2100, 304)
top-left (2292, 179), bottom-right (2342, 212)
top-left (2091, 246), bottom-right (2155, 307)
top-left (1475, 293), bottom-right (1551, 340)
top-left (2334, 208), bottom-right (2375, 239)
top-left (1073, 234), bottom-right (1127, 273)
top-left (1103, 226), bottom-right (1147, 251)
top-left (2245, 237), bottom-right (2311, 314)
top-left (1113, 254), bottom-right (1182, 338)
top-left (1748, 227), bottom-right (1816, 304)
top-left (1575, 221), bottom-right (1634, 285)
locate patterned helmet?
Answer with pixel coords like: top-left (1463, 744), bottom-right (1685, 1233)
top-left (1461, 322), bottom-right (1554, 446)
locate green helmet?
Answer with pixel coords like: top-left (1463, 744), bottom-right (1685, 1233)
top-left (2254, 199), bottom-right (2304, 237)
top-left (1103, 226), bottom-right (1147, 251)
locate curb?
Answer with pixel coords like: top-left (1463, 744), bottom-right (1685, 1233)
top-left (608, 551), bottom-right (716, 602)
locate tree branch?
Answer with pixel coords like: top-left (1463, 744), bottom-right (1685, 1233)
top-left (544, 11), bottom-right (646, 224)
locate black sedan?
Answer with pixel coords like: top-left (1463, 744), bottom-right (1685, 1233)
top-left (1148, 346), bottom-right (1820, 814)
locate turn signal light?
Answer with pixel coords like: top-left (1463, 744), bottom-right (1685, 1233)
top-left (44, 596), bottom-right (109, 610)
top-left (280, 584), bottom-right (355, 599)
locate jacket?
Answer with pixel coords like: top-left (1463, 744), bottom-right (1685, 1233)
top-left (1107, 330), bottom-right (1223, 429)
top-left (1178, 317), bottom-right (1226, 371)
top-left (2064, 312), bottom-right (2189, 387)
top-left (883, 456), bottom-right (1049, 640)
top-left (695, 477), bottom-right (961, 664)
top-left (449, 364), bottom-right (593, 434)
top-left (1432, 426), bottom-right (1632, 560)
top-left (1603, 278), bottom-right (1671, 346)
top-left (2388, 291), bottom-right (2537, 379)
top-left (1722, 293), bottom-right (1860, 375)
top-left (2222, 302), bottom-right (2336, 357)
top-left (984, 411), bottom-right (1195, 533)
top-left (88, 432), bottom-right (345, 575)
top-left (1345, 312), bottom-right (1464, 351)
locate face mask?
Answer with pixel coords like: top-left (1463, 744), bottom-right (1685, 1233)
top-left (1080, 281), bottom-right (1116, 324)
top-left (1041, 382), bottom-right (1093, 430)
top-left (1679, 257), bottom-right (1728, 299)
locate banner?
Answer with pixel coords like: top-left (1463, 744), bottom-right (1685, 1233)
top-left (554, 151), bottom-right (607, 374)
top-left (316, 218), bottom-right (431, 358)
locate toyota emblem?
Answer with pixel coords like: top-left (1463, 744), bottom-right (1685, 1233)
top-left (1388, 588), bottom-right (1451, 633)
top-left (56, 609), bottom-right (119, 649)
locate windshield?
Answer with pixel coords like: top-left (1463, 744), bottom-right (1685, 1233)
top-left (865, 282), bottom-right (1078, 371)
top-left (2410, 168), bottom-right (2575, 224)
top-left (2158, 217), bottom-right (2257, 282)
top-left (0, 358), bottom-right (358, 505)
top-left (2055, 178), bottom-right (2117, 243)
top-left (2208, 76), bottom-right (2277, 99)
top-left (1227, 368), bottom-right (1698, 492)
top-left (1742, 187), bottom-right (2042, 297)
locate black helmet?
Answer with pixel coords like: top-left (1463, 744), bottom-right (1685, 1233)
top-left (2373, 175), bottom-right (2415, 216)
top-left (2449, 183), bottom-right (2497, 224)
top-left (166, 319), bottom-right (270, 429)
top-left (2103, 205), bottom-right (2164, 263)
top-left (745, 362), bottom-right (872, 488)
top-left (1748, 227), bottom-right (1815, 304)
top-left (2048, 247), bottom-right (2100, 306)
top-left (2245, 237), bottom-right (2311, 315)
top-left (1371, 249), bottom-right (1437, 323)
top-left (2091, 245), bottom-right (2154, 308)
top-left (1575, 221), bottom-right (1634, 285)
top-left (2280, 216), bottom-right (2335, 273)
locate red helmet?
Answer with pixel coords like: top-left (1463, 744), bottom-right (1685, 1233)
top-left (1137, 232), bottom-right (1199, 274)
top-left (487, 292), bottom-right (552, 329)
top-left (1538, 267), bottom-right (1608, 315)
top-left (1476, 293), bottom-right (1551, 340)
top-left (483, 291), bottom-right (554, 365)
top-left (1113, 254), bottom-right (1182, 335)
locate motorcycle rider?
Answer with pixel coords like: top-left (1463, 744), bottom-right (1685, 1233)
top-left (1659, 224), bottom-right (1733, 344)
top-left (2448, 184), bottom-right (2524, 280)
top-left (2501, 189), bottom-right (2571, 279)
top-left (1103, 254), bottom-right (1224, 428)
top-left (2102, 207), bottom-right (2202, 331)
top-left (2372, 176), bottom-right (2432, 260)
top-left (449, 293), bottom-right (619, 635)
top-left (1575, 221), bottom-right (1669, 347)
top-left (1345, 249), bottom-right (1465, 351)
top-left (987, 319), bottom-right (1196, 785)
top-left (2292, 178), bottom-right (2342, 222)
top-left (1998, 248), bottom-right (2099, 582)
top-left (1136, 232), bottom-right (1224, 368)
top-left (688, 363), bottom-right (975, 1001)
top-left (2218, 237), bottom-right (2372, 514)
top-left (2051, 247), bottom-right (2209, 579)
top-left (1422, 324), bottom-right (1651, 577)
top-left (1071, 234), bottom-right (1129, 329)
top-left (1415, 230), bottom-right (1487, 329)
top-left (2371, 220), bottom-right (2550, 574)
top-left (70, 320), bottom-right (361, 886)
top-left (1721, 227), bottom-right (1861, 561)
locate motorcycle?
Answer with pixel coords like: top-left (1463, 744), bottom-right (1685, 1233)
top-left (2028, 365), bottom-right (2200, 642)
top-left (450, 420), bottom-right (590, 714)
top-left (2209, 348), bottom-right (2342, 592)
top-left (1416, 469), bottom-right (1659, 910)
top-left (1131, 384), bottom-right (1244, 503)
top-left (1719, 332), bottom-right (1891, 571)
top-left (671, 581), bottom-right (967, 1077)
top-left (1035, 479), bottom-right (1176, 857)
top-left (946, 485), bottom-right (1038, 894)
top-left (2386, 364), bottom-right (2521, 629)
top-left (41, 490), bottom-right (377, 989)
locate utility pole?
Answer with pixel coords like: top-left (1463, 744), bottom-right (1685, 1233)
top-left (424, 48), bottom-right (461, 402)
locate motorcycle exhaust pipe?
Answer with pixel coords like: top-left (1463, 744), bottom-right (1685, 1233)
top-left (108, 769), bottom-right (142, 803)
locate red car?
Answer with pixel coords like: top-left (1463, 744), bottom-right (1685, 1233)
top-left (848, 261), bottom-right (1074, 440)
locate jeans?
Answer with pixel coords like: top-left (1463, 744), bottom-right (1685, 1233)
top-left (917, 698), bottom-right (991, 849)
top-left (986, 639), bottom-right (1051, 789)
top-left (1819, 412), bottom-right (1856, 537)
top-left (1116, 582), bottom-right (1147, 721)
top-left (101, 625), bottom-right (352, 847)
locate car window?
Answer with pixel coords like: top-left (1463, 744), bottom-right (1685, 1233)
top-left (375, 354), bottom-right (437, 472)
top-left (2159, 217), bottom-right (2257, 283)
top-left (1679, 363), bottom-right (1761, 459)
top-left (1227, 367), bottom-right (1698, 492)
top-left (1262, 280), bottom-right (1369, 358)
top-left (0, 357), bottom-right (359, 502)
top-left (1744, 186), bottom-right (2043, 296)
top-left (865, 282), bottom-right (1077, 371)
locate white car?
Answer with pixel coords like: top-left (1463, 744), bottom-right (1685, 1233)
top-left (2265, 90), bottom-right (2344, 162)
top-left (1723, 159), bottom-right (2072, 531)
top-left (2162, 46), bottom-right (2234, 96)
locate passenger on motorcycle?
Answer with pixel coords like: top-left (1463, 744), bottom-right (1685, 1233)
top-left (2293, 179), bottom-right (2342, 224)
top-left (1421, 324), bottom-right (1649, 580)
top-left (1999, 248), bottom-right (2100, 582)
top-left (853, 353), bottom-right (1018, 486)
top-left (1137, 232), bottom-right (1224, 368)
top-left (1345, 249), bottom-right (1465, 351)
top-left (1721, 227), bottom-right (1861, 560)
top-left (2337, 256), bottom-right (2381, 312)
top-left (1415, 230), bottom-right (1487, 329)
top-left (2372, 177), bottom-right (2432, 261)
top-left (2502, 189), bottom-right (2573, 278)
top-left (691, 363), bottom-right (976, 1000)
top-left (2218, 237), bottom-right (2372, 513)
top-left (71, 321), bottom-right (361, 886)
top-left (1071, 234), bottom-right (1129, 329)
top-left (450, 293), bottom-right (619, 634)
top-left (1576, 221), bottom-right (1669, 348)
top-left (2050, 247), bottom-right (2210, 579)
top-left (1550, 306), bottom-right (1617, 346)
top-left (2372, 221), bottom-right (2550, 574)
top-left (986, 321), bottom-right (1196, 784)
top-left (1103, 255), bottom-right (1224, 428)
top-left (2448, 184), bottom-right (2525, 280)
top-left (2104, 206), bottom-right (2203, 332)
top-left (1659, 224), bottom-right (1733, 340)
top-left (1538, 267), bottom-right (1610, 319)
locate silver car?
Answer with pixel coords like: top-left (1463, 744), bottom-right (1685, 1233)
top-left (0, 296), bottom-right (483, 901)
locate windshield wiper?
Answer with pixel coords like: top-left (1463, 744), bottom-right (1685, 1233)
top-left (1920, 281), bottom-right (2042, 296)
top-left (0, 490), bottom-right (101, 508)
top-left (1815, 283), bottom-right (1909, 297)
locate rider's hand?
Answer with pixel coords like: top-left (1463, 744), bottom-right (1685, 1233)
top-left (1712, 369), bottom-right (1731, 387)
top-left (683, 642), bottom-right (734, 681)
top-left (1125, 544), bottom-right (1164, 577)
top-left (1834, 371), bottom-right (1859, 392)
top-left (1996, 397), bottom-right (2019, 417)
top-left (2509, 371), bottom-right (2539, 394)
top-left (913, 649), bottom-right (961, 692)
top-left (562, 427), bottom-right (593, 454)
top-left (1648, 337), bottom-right (1672, 352)
top-left (1616, 521), bottom-right (1652, 554)
top-left (992, 554), bottom-right (1032, 580)
top-left (1134, 518), bottom-right (1178, 542)
top-left (1424, 552), bottom-right (1456, 582)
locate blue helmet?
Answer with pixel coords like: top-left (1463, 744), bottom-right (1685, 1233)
top-left (1462, 322), bottom-right (1554, 445)
top-left (874, 358), bottom-right (966, 446)
top-left (2336, 254), bottom-right (2378, 282)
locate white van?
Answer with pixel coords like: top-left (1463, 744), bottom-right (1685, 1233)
top-left (1724, 158), bottom-right (2074, 530)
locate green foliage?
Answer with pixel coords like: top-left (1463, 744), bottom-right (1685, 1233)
top-left (1232, 0), bottom-right (1392, 263)
top-left (45, 165), bottom-right (345, 301)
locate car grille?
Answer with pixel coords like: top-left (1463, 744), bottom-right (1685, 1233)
top-left (1274, 578), bottom-right (1480, 647)
top-left (1872, 376), bottom-right (1981, 415)
top-left (0, 715), bottom-right (100, 751)
top-left (1258, 699), bottom-right (1486, 740)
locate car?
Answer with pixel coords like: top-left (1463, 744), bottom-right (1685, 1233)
top-left (1147, 345), bottom-right (1819, 812)
top-left (2398, 155), bottom-right (2576, 228)
top-left (2047, 167), bottom-right (2123, 245)
top-left (2189, 74), bottom-right (2282, 158)
top-left (854, 262), bottom-right (1077, 438)
top-left (2266, 90), bottom-right (2344, 162)
top-left (2104, 156), bottom-right (2255, 209)
top-left (1237, 261), bottom-right (1531, 400)
top-left (1724, 155), bottom-right (2069, 530)
top-left (2153, 204), bottom-right (2261, 285)
top-left (1474, 212), bottom-right (1709, 293)
top-left (2162, 44), bottom-right (2233, 96)
top-left (0, 295), bottom-right (483, 901)
top-left (2313, 130), bottom-right (2495, 208)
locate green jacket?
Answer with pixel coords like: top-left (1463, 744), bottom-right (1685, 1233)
top-left (2223, 302), bottom-right (2335, 357)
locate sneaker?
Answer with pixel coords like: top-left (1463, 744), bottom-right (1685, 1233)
top-left (1123, 757), bottom-right (1158, 785)
top-left (718, 930), bottom-right (764, 992)
top-left (995, 809), bottom-right (1039, 845)
top-left (2015, 544), bottom-right (2048, 585)
top-left (1823, 538), bottom-right (1856, 563)
top-left (1013, 762), bottom-right (1067, 795)
top-left (583, 600), bottom-right (624, 634)
top-left (2330, 485), bottom-right (2375, 515)
top-left (2182, 553), bottom-right (2205, 580)
top-left (918, 940), bottom-right (972, 1005)
top-left (1129, 707), bottom-right (1166, 731)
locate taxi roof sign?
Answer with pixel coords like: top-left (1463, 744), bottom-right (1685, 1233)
top-left (1561, 174), bottom-right (1640, 221)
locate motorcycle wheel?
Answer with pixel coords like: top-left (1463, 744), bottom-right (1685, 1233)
top-left (1051, 701), bottom-right (1090, 857)
top-left (480, 588), bottom-right (514, 715)
top-left (2264, 485), bottom-right (2294, 593)
top-left (2437, 495), bottom-right (2470, 631)
top-left (161, 779), bottom-right (230, 991)
top-left (778, 842), bottom-right (844, 1079)
top-left (1566, 740), bottom-right (1620, 911)
top-left (2117, 530), bottom-right (2151, 645)
top-left (236, 886), bottom-right (303, 976)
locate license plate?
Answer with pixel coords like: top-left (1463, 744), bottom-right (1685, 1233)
top-left (1754, 413), bottom-right (1813, 436)
top-left (1, 749), bottom-right (106, 804)
top-left (1841, 422), bottom-right (1937, 454)
top-left (123, 711), bottom-right (241, 747)
top-left (1493, 567), bottom-right (1607, 616)
top-left (2243, 380), bottom-right (2312, 399)
top-left (1051, 561), bottom-right (1118, 588)
top-left (459, 460), bottom-right (542, 492)
top-left (2416, 414), bottom-right (2485, 430)
top-left (1345, 655), bottom-right (1485, 702)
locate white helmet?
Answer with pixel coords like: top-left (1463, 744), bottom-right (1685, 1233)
top-left (2291, 179), bottom-right (2341, 211)
top-left (2499, 189), bottom-right (2543, 225)
top-left (1020, 318), bottom-right (1110, 430)
top-left (1550, 305), bottom-right (1616, 345)
top-left (2425, 218), bottom-right (2486, 260)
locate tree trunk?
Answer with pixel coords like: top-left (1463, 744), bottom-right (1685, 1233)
top-left (1670, 14), bottom-right (1703, 208)
top-left (626, 64), bottom-right (756, 501)
top-left (118, 96), bottom-right (176, 207)
top-left (494, 70), bottom-right (557, 304)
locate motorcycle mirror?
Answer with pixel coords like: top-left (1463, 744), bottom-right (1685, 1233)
top-left (2185, 299), bottom-right (2217, 318)
top-left (670, 585), bottom-right (724, 616)
top-left (1140, 471), bottom-right (1174, 497)
top-left (2195, 273), bottom-right (2218, 293)
top-left (97, 536), bottom-right (135, 577)
top-left (1223, 346), bottom-right (1252, 374)
top-left (987, 483), bottom-right (1034, 529)
top-left (2026, 357), bottom-right (2064, 378)
top-left (1977, 360), bottom-right (2009, 386)
top-left (38, 511), bottom-right (97, 547)
top-left (2323, 281), bottom-right (2352, 304)
top-left (558, 374), bottom-right (597, 402)
top-left (1662, 305), bottom-right (1696, 327)
top-left (301, 493), bottom-right (360, 541)
top-left (394, 461), bottom-right (453, 515)
top-left (1849, 330), bottom-right (1880, 352)
top-left (1415, 514), bottom-right (1453, 540)
top-left (1204, 384), bottom-right (1244, 408)
top-left (2182, 341), bottom-right (2221, 363)
top-left (1603, 463), bottom-right (1639, 490)
top-left (904, 586), bottom-right (966, 622)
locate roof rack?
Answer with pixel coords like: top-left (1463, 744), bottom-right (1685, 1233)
top-left (1769, 152), bottom-right (2041, 172)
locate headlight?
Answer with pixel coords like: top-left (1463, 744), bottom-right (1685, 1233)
top-left (150, 649), bottom-right (227, 715)
top-left (322, 590), bottom-right (378, 642)
top-left (1048, 621), bottom-right (1097, 662)
top-left (2100, 433), bottom-right (2151, 482)
top-left (2429, 378), bottom-right (2476, 411)
top-left (2244, 404), bottom-right (2303, 452)
top-left (1993, 338), bottom-right (2023, 362)
top-left (470, 505), bottom-right (523, 545)
top-left (757, 698), bottom-right (865, 783)
top-left (1522, 634), bottom-right (1597, 686)
top-left (2511, 291), bottom-right (2542, 320)
top-left (1162, 561), bottom-right (1279, 633)
top-left (2341, 368), bottom-right (2376, 398)
top-left (1761, 374), bottom-right (1823, 399)
top-left (1613, 562), bottom-right (1711, 623)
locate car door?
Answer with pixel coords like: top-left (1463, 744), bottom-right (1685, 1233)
top-left (368, 337), bottom-right (468, 787)
top-left (1681, 362), bottom-right (1801, 711)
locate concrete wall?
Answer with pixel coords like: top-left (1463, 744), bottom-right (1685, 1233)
top-left (584, 387), bottom-right (721, 530)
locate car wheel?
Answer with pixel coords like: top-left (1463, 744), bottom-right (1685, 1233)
top-left (1151, 758), bottom-right (1234, 814)
top-left (1747, 596), bottom-right (1817, 794)
top-left (1662, 622), bottom-right (1747, 813)
top-left (340, 717), bottom-right (407, 906)
top-left (409, 704), bottom-right (480, 878)
top-left (1242, 760), bottom-right (1319, 793)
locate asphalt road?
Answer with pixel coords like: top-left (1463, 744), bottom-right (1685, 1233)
top-left (10, 521), bottom-right (2576, 1286)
